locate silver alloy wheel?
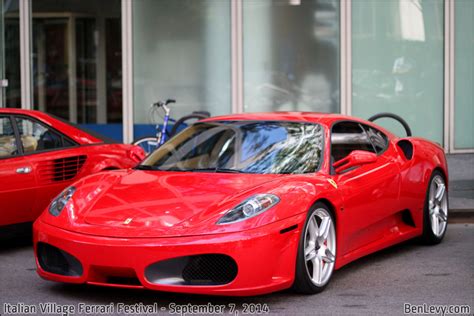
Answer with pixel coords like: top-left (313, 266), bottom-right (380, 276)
top-left (428, 175), bottom-right (448, 237)
top-left (304, 208), bottom-right (336, 287)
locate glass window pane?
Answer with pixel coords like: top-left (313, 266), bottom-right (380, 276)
top-left (243, 0), bottom-right (340, 113)
top-left (31, 1), bottom-right (123, 141)
top-left (0, 116), bottom-right (17, 156)
top-left (454, 0), bottom-right (474, 149)
top-left (16, 117), bottom-right (65, 152)
top-left (352, 0), bottom-right (444, 144)
top-left (142, 121), bottom-right (324, 174)
top-left (132, 0), bottom-right (231, 140)
top-left (4, 0), bottom-right (20, 108)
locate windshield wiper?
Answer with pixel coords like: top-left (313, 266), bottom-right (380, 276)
top-left (135, 166), bottom-right (246, 173)
top-left (189, 168), bottom-right (245, 173)
top-left (134, 165), bottom-right (159, 171)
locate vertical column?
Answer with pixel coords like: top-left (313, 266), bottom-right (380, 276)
top-left (0, 0), bottom-right (4, 107)
top-left (231, 0), bottom-right (243, 113)
top-left (122, 0), bottom-right (133, 143)
top-left (96, 17), bottom-right (107, 124)
top-left (37, 23), bottom-right (46, 112)
top-left (340, 0), bottom-right (352, 116)
top-left (445, 0), bottom-right (454, 153)
top-left (20, 0), bottom-right (32, 110)
top-left (67, 16), bottom-right (77, 123)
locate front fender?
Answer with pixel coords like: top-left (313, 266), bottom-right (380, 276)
top-left (90, 158), bottom-right (122, 173)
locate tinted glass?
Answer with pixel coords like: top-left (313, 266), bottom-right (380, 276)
top-left (363, 125), bottom-right (388, 154)
top-left (15, 117), bottom-right (70, 152)
top-left (352, 0), bottom-right (444, 144)
top-left (331, 122), bottom-right (375, 162)
top-left (32, 1), bottom-right (123, 127)
top-left (243, 0), bottom-right (340, 113)
top-left (141, 121), bottom-right (324, 174)
top-left (132, 0), bottom-right (231, 140)
top-left (0, 117), bottom-right (17, 157)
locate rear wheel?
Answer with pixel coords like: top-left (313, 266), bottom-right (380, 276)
top-left (293, 203), bottom-right (336, 294)
top-left (421, 170), bottom-right (448, 244)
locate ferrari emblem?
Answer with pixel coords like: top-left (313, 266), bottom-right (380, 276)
top-left (328, 179), bottom-right (338, 189)
top-left (123, 218), bottom-right (133, 225)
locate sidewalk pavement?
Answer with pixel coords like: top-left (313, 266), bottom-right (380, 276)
top-left (447, 154), bottom-right (474, 216)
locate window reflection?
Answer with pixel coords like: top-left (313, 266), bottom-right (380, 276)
top-left (243, 0), bottom-right (340, 113)
top-left (352, 0), bottom-right (444, 144)
top-left (132, 0), bottom-right (232, 140)
top-left (142, 121), bottom-right (324, 174)
top-left (31, 0), bottom-right (122, 137)
top-left (4, 0), bottom-right (20, 108)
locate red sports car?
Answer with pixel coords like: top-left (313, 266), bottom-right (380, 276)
top-left (0, 109), bottom-right (145, 231)
top-left (33, 112), bottom-right (448, 296)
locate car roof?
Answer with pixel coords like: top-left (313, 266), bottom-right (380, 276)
top-left (0, 108), bottom-right (104, 145)
top-left (203, 112), bottom-right (358, 125)
top-left (202, 112), bottom-right (397, 138)
top-left (203, 112), bottom-right (361, 126)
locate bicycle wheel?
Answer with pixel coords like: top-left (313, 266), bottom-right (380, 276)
top-left (169, 112), bottom-right (210, 137)
top-left (132, 136), bottom-right (159, 155)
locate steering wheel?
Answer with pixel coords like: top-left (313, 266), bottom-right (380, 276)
top-left (368, 112), bottom-right (412, 137)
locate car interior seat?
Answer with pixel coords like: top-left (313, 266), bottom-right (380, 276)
top-left (21, 136), bottom-right (38, 153)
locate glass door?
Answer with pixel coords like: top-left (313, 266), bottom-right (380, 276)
top-left (31, 0), bottom-right (123, 141)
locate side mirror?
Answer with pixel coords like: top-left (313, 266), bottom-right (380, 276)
top-left (333, 150), bottom-right (377, 174)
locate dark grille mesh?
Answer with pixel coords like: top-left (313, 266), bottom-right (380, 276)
top-left (37, 242), bottom-right (83, 277)
top-left (145, 254), bottom-right (238, 286)
top-left (182, 254), bottom-right (237, 285)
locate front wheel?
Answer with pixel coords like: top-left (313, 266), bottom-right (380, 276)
top-left (421, 170), bottom-right (448, 244)
top-left (132, 136), bottom-right (159, 155)
top-left (293, 203), bottom-right (336, 294)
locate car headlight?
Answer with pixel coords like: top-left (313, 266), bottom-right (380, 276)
top-left (217, 194), bottom-right (280, 225)
top-left (49, 186), bottom-right (76, 216)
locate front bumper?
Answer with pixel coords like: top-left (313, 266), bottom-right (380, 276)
top-left (33, 214), bottom-right (304, 296)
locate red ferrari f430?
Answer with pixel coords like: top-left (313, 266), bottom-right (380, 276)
top-left (33, 112), bottom-right (448, 296)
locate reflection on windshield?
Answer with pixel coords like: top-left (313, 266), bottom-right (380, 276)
top-left (140, 121), bottom-right (324, 174)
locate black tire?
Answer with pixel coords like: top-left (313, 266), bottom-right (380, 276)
top-left (368, 112), bottom-right (412, 137)
top-left (420, 170), bottom-right (448, 245)
top-left (292, 202), bottom-right (336, 294)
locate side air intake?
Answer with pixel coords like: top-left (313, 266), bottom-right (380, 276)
top-left (397, 140), bottom-right (413, 160)
top-left (38, 155), bottom-right (87, 183)
top-left (145, 254), bottom-right (238, 286)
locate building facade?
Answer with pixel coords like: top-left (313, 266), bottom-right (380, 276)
top-left (0, 0), bottom-right (472, 153)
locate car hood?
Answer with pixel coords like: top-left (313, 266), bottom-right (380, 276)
top-left (48, 170), bottom-right (292, 238)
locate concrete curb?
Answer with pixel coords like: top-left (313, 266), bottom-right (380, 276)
top-left (449, 209), bottom-right (474, 217)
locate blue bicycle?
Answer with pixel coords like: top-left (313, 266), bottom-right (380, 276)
top-left (132, 99), bottom-right (210, 155)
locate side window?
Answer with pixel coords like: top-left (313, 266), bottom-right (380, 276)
top-left (15, 117), bottom-right (74, 153)
top-left (362, 125), bottom-right (388, 154)
top-left (331, 121), bottom-right (375, 162)
top-left (0, 116), bottom-right (18, 157)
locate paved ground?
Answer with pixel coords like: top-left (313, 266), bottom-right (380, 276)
top-left (0, 224), bottom-right (472, 316)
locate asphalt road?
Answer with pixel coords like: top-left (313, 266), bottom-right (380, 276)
top-left (0, 224), bottom-right (473, 316)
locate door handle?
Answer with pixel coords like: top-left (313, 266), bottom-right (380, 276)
top-left (16, 167), bottom-right (32, 174)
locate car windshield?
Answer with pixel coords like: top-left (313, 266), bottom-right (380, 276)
top-left (139, 121), bottom-right (324, 174)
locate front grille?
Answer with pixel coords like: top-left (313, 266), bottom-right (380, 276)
top-left (37, 242), bottom-right (83, 277)
top-left (145, 254), bottom-right (238, 286)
